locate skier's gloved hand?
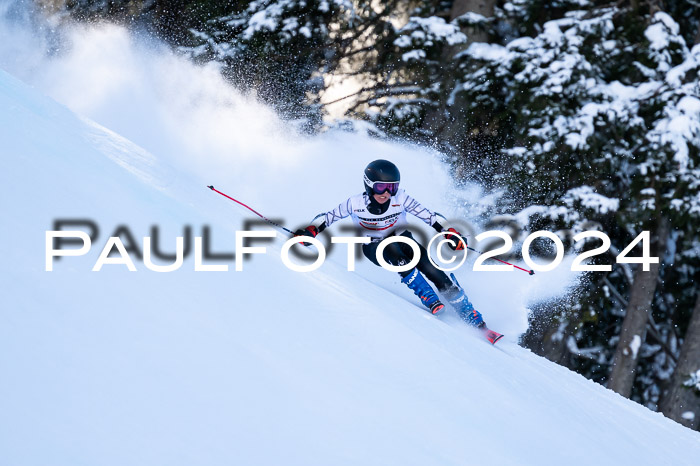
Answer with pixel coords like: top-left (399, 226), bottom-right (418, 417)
top-left (444, 227), bottom-right (466, 251)
top-left (293, 225), bottom-right (318, 246)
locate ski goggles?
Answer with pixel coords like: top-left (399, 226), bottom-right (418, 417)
top-left (365, 175), bottom-right (400, 195)
top-left (371, 182), bottom-right (399, 195)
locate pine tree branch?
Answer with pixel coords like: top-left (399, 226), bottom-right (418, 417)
top-left (343, 44), bottom-right (380, 59)
top-left (322, 86), bottom-right (376, 106)
top-left (322, 81), bottom-right (424, 108)
top-left (609, 244), bottom-right (634, 284)
top-left (336, 0), bottom-right (400, 49)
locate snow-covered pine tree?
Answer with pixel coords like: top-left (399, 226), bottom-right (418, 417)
top-left (347, 10), bottom-right (468, 141)
top-left (182, 0), bottom-right (353, 128)
top-left (183, 0), bottom-right (412, 130)
top-left (447, 3), bottom-right (700, 411)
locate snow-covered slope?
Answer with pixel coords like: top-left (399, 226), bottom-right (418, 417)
top-left (1, 13), bottom-right (699, 466)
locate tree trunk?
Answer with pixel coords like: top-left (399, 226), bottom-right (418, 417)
top-left (660, 294), bottom-right (700, 430)
top-left (608, 219), bottom-right (670, 398)
top-left (420, 1), bottom-right (498, 145)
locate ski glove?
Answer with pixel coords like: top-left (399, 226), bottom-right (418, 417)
top-left (444, 227), bottom-right (466, 251)
top-left (294, 225), bottom-right (318, 246)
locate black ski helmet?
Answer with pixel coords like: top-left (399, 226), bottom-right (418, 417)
top-left (364, 159), bottom-right (400, 197)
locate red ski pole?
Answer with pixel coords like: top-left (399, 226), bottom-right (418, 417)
top-left (466, 246), bottom-right (535, 275)
top-left (207, 185), bottom-right (295, 236)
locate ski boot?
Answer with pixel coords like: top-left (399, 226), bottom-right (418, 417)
top-left (444, 273), bottom-right (485, 328)
top-left (401, 268), bottom-right (445, 315)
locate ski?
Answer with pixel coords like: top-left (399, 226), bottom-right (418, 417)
top-left (482, 327), bottom-right (504, 345)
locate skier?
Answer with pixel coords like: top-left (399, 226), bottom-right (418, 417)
top-left (294, 159), bottom-right (489, 330)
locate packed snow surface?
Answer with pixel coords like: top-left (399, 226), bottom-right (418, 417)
top-left (1, 5), bottom-right (699, 465)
